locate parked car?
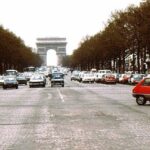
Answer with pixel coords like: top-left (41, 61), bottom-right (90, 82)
top-left (95, 70), bottom-right (112, 83)
top-left (16, 73), bottom-right (27, 85)
top-left (113, 73), bottom-right (120, 83)
top-left (119, 74), bottom-right (131, 84)
top-left (0, 76), bottom-right (4, 86)
top-left (132, 78), bottom-right (150, 105)
top-left (101, 74), bottom-right (116, 84)
top-left (128, 74), bottom-right (145, 85)
top-left (78, 71), bottom-right (88, 82)
top-left (29, 74), bottom-right (46, 88)
top-left (90, 68), bottom-right (97, 73)
top-left (71, 71), bottom-right (80, 81)
top-left (3, 76), bottom-right (18, 89)
top-left (82, 73), bottom-right (95, 83)
top-left (51, 72), bottom-right (64, 87)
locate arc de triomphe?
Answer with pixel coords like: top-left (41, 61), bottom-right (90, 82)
top-left (36, 37), bottom-right (67, 65)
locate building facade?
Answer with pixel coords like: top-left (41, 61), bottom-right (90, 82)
top-left (36, 37), bottom-right (67, 65)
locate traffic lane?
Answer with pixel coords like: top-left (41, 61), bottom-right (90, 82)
top-left (0, 86), bottom-right (50, 150)
top-left (0, 83), bottom-right (150, 149)
top-left (50, 85), bottom-right (150, 150)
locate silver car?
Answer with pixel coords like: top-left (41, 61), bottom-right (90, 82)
top-left (29, 74), bottom-right (46, 88)
top-left (3, 76), bottom-right (18, 89)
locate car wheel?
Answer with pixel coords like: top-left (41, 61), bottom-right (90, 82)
top-left (16, 86), bottom-right (18, 89)
top-left (62, 84), bottom-right (64, 87)
top-left (3, 86), bottom-right (6, 89)
top-left (136, 96), bottom-right (146, 105)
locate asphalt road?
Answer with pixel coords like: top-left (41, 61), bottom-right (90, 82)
top-left (0, 75), bottom-right (150, 150)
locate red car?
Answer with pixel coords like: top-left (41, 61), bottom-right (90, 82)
top-left (101, 74), bottom-right (116, 84)
top-left (132, 78), bottom-right (150, 105)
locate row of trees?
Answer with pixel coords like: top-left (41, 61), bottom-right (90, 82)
top-left (66, 0), bottom-right (150, 73)
top-left (0, 26), bottom-right (42, 74)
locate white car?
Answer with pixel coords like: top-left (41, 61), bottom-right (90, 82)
top-left (82, 73), bottom-right (95, 83)
top-left (29, 74), bottom-right (46, 88)
top-left (0, 76), bottom-right (4, 86)
top-left (78, 71), bottom-right (88, 82)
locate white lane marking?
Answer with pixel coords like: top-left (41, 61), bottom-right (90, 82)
top-left (57, 88), bottom-right (65, 102)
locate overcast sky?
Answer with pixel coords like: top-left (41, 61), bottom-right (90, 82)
top-left (0, 0), bottom-right (142, 55)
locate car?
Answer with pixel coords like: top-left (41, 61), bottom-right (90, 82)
top-left (0, 76), bottom-right (4, 86)
top-left (113, 73), bottom-right (120, 83)
top-left (128, 74), bottom-right (145, 85)
top-left (82, 73), bottom-right (95, 83)
top-left (24, 72), bottom-right (33, 81)
top-left (132, 78), bottom-right (150, 105)
top-left (101, 74), bottom-right (116, 84)
top-left (95, 70), bottom-right (112, 82)
top-left (51, 72), bottom-right (64, 87)
top-left (71, 70), bottom-right (80, 81)
top-left (119, 74), bottom-right (131, 84)
top-left (90, 68), bottom-right (97, 73)
top-left (29, 74), bottom-right (46, 88)
top-left (3, 76), bottom-right (18, 89)
top-left (78, 71), bottom-right (88, 82)
top-left (16, 73), bottom-right (27, 85)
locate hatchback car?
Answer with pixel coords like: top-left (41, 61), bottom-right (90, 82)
top-left (132, 78), bottom-right (150, 105)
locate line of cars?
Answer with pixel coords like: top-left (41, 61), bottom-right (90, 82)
top-left (1, 68), bottom-right (150, 105)
top-left (71, 70), bottom-right (118, 84)
top-left (0, 69), bottom-right (46, 89)
top-left (0, 70), bottom-right (25, 89)
top-left (70, 69), bottom-right (150, 106)
top-left (0, 67), bottom-right (66, 89)
top-left (71, 69), bottom-right (127, 84)
top-left (71, 69), bottom-right (147, 85)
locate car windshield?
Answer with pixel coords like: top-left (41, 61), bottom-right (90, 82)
top-left (142, 78), bottom-right (150, 86)
top-left (52, 73), bottom-right (64, 79)
top-left (5, 77), bottom-right (16, 81)
top-left (5, 70), bottom-right (17, 76)
top-left (31, 76), bottom-right (43, 80)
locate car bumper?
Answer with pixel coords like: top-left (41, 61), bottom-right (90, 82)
top-left (3, 84), bottom-right (18, 88)
top-left (17, 80), bottom-right (27, 84)
top-left (51, 81), bottom-right (64, 84)
top-left (29, 82), bottom-right (45, 86)
top-left (132, 93), bottom-right (150, 99)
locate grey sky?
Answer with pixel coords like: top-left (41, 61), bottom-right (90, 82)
top-left (0, 0), bottom-right (142, 54)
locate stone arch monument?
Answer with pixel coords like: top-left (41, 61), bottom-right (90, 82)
top-left (36, 37), bottom-right (67, 65)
